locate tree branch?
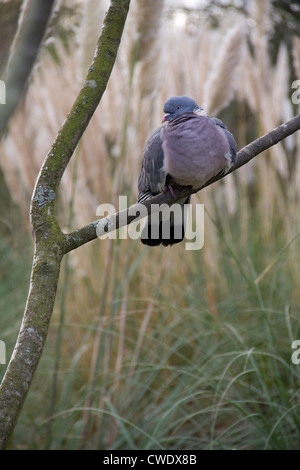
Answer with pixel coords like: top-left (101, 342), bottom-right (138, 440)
top-left (64, 113), bottom-right (300, 253)
top-left (0, 0), bottom-right (131, 450)
top-left (0, 0), bottom-right (56, 137)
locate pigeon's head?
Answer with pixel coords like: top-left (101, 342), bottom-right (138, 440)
top-left (162, 96), bottom-right (203, 122)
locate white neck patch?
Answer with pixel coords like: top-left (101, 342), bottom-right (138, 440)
top-left (194, 107), bottom-right (207, 117)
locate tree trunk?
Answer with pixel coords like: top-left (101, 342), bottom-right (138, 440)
top-left (0, 0), bottom-right (131, 450)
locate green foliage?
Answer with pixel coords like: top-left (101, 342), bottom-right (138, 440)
top-left (5, 200), bottom-right (300, 449)
top-left (0, 233), bottom-right (32, 383)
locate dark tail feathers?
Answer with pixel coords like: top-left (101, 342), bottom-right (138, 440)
top-left (141, 196), bottom-right (190, 247)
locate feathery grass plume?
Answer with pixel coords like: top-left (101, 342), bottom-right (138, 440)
top-left (274, 42), bottom-right (295, 154)
top-left (242, 15), bottom-right (289, 180)
top-left (271, 43), bottom-right (289, 125)
top-left (292, 37), bottom-right (300, 196)
top-left (122, 0), bottom-right (167, 98)
top-left (292, 36), bottom-right (300, 193)
top-left (0, 49), bottom-right (80, 221)
top-left (295, 145), bottom-right (300, 198)
top-left (194, 23), bottom-right (213, 105)
top-left (247, 0), bottom-right (272, 110)
top-left (196, 192), bottom-right (224, 316)
top-left (202, 22), bottom-right (245, 116)
top-left (292, 36), bottom-right (300, 79)
top-left (249, 5), bottom-right (289, 182)
top-left (76, 0), bottom-right (109, 79)
top-left (267, 43), bottom-right (290, 178)
top-left (223, 174), bottom-right (237, 216)
top-left (251, 0), bottom-right (272, 87)
top-left (241, 45), bottom-right (261, 115)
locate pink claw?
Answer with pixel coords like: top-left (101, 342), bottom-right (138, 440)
top-left (163, 184), bottom-right (175, 198)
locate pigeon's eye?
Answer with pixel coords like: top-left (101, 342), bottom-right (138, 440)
top-left (177, 106), bottom-right (180, 109)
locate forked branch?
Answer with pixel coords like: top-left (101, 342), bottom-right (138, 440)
top-left (0, 0), bottom-right (131, 450)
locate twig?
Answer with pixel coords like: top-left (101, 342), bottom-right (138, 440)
top-left (0, 0), bottom-right (56, 137)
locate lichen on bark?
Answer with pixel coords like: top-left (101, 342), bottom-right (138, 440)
top-left (0, 0), bottom-right (131, 450)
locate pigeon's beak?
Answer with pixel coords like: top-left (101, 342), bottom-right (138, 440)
top-left (161, 113), bottom-right (170, 123)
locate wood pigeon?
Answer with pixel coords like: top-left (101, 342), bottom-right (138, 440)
top-left (137, 95), bottom-right (237, 246)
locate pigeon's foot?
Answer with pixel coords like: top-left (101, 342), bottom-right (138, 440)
top-left (163, 182), bottom-right (190, 199)
top-left (163, 184), bottom-right (175, 198)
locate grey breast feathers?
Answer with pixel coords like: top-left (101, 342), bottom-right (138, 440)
top-left (211, 117), bottom-right (238, 166)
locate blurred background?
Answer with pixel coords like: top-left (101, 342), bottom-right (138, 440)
top-left (0, 0), bottom-right (300, 450)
